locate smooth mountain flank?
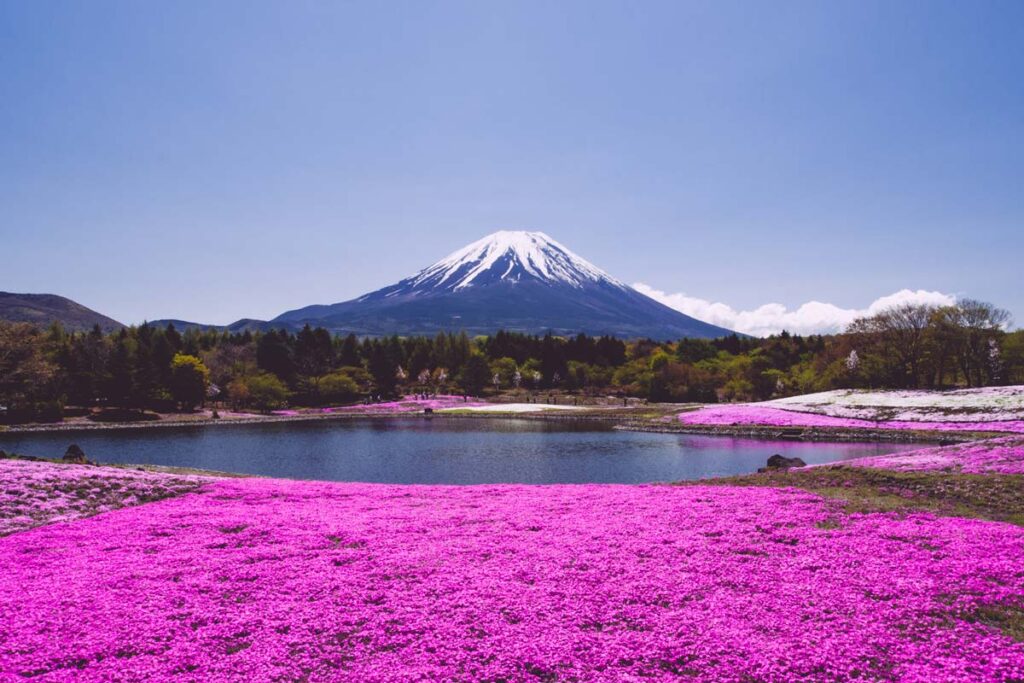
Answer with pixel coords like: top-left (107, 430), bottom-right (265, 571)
top-left (0, 292), bottom-right (123, 333)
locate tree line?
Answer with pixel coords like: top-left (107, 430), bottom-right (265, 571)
top-left (0, 299), bottom-right (1019, 422)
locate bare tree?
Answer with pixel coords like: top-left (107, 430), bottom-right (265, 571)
top-left (847, 303), bottom-right (937, 388)
top-left (850, 299), bottom-right (1011, 388)
top-left (943, 300), bottom-right (1011, 386)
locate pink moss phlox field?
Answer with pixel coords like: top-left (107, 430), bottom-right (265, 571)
top-left (2, 477), bottom-right (1024, 681)
top-left (679, 404), bottom-right (1024, 433)
top-left (273, 395), bottom-right (487, 416)
top-left (835, 436), bottom-right (1024, 474)
top-left (0, 459), bottom-right (208, 536)
top-left (767, 387), bottom-right (1024, 422)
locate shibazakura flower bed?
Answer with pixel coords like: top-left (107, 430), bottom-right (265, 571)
top-left (2, 475), bottom-right (1024, 681)
top-left (766, 387), bottom-right (1024, 422)
top-left (679, 387), bottom-right (1024, 434)
top-left (0, 458), bottom-right (207, 536)
top-left (273, 395), bottom-right (487, 416)
top-left (833, 436), bottom-right (1024, 475)
top-left (678, 404), bottom-right (1024, 433)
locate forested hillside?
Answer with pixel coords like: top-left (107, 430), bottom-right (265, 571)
top-left (1, 300), bottom-right (1019, 423)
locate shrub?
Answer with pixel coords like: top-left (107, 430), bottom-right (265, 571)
top-left (169, 354), bottom-right (210, 411)
top-left (318, 372), bottom-right (360, 405)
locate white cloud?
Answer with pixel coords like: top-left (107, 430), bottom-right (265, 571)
top-left (633, 284), bottom-right (956, 338)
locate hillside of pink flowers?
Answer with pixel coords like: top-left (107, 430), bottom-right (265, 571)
top-left (767, 387), bottom-right (1024, 422)
top-left (0, 459), bottom-right (207, 536)
top-left (679, 404), bottom-right (1024, 433)
top-left (2, 475), bottom-right (1023, 681)
top-left (833, 436), bottom-right (1024, 475)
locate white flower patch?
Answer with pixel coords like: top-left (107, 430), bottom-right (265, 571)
top-left (764, 386), bottom-right (1024, 423)
top-left (439, 403), bottom-right (586, 413)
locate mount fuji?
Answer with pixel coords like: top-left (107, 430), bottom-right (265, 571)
top-left (273, 231), bottom-right (737, 339)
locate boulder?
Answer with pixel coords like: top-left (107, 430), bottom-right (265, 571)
top-left (63, 444), bottom-right (88, 464)
top-left (758, 454), bottom-right (807, 473)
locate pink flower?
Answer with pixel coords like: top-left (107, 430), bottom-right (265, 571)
top-left (679, 405), bottom-right (1024, 433)
top-left (831, 436), bottom-right (1024, 474)
top-left (1, 466), bottom-right (1022, 681)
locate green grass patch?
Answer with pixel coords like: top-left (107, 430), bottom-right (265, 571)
top-left (688, 466), bottom-right (1024, 526)
top-left (966, 603), bottom-right (1024, 642)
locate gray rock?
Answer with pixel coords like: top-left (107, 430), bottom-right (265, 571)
top-left (63, 444), bottom-right (88, 464)
top-left (758, 454), bottom-right (807, 473)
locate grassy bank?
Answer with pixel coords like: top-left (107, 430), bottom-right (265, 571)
top-left (699, 466), bottom-right (1024, 526)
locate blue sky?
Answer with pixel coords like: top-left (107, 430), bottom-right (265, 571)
top-left (2, 1), bottom-right (1021, 331)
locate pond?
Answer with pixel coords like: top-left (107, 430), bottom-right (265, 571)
top-left (0, 418), bottom-right (926, 484)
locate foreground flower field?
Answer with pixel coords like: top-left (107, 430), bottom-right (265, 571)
top-left (1, 464), bottom-right (1023, 682)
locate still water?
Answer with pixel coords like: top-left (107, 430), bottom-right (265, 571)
top-left (0, 418), bottom-right (925, 484)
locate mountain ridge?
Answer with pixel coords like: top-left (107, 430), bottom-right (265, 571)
top-left (4, 233), bottom-right (742, 340)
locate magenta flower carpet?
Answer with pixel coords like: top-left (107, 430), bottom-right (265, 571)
top-left (2, 470), bottom-right (1023, 681)
top-left (832, 436), bottom-right (1024, 475)
top-left (678, 404), bottom-right (1024, 433)
top-left (0, 459), bottom-right (207, 536)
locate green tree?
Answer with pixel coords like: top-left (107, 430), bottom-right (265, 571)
top-left (132, 324), bottom-right (162, 407)
top-left (59, 325), bottom-right (108, 406)
top-left (366, 340), bottom-right (398, 396)
top-left (489, 357), bottom-right (518, 388)
top-left (256, 330), bottom-right (295, 384)
top-left (104, 331), bottom-right (136, 408)
top-left (1002, 330), bottom-right (1024, 384)
top-left (0, 322), bottom-right (57, 416)
top-left (169, 353), bottom-right (209, 411)
top-left (318, 371), bottom-right (360, 405)
top-left (294, 325), bottom-right (334, 396)
top-left (337, 333), bottom-right (361, 367)
top-left (457, 354), bottom-right (491, 396)
top-left (226, 376), bottom-right (252, 409)
top-left (245, 372), bottom-right (290, 412)
top-left (676, 338), bottom-right (717, 365)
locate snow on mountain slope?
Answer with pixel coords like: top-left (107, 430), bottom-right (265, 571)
top-left (273, 231), bottom-right (739, 339)
top-left (383, 231), bottom-right (626, 296)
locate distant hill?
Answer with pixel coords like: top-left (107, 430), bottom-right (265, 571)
top-left (145, 319), bottom-right (219, 332)
top-left (273, 231), bottom-right (738, 340)
top-left (224, 318), bottom-right (287, 334)
top-left (0, 292), bottom-right (123, 333)
top-left (145, 318), bottom-right (287, 334)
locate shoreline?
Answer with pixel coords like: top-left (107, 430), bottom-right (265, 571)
top-left (1, 406), bottom-right (996, 446)
top-left (619, 422), bottom-right (983, 443)
top-left (0, 408), bottom-right (639, 434)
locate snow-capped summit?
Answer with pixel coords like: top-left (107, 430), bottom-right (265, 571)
top-left (273, 231), bottom-right (738, 340)
top-left (404, 230), bottom-right (626, 293)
